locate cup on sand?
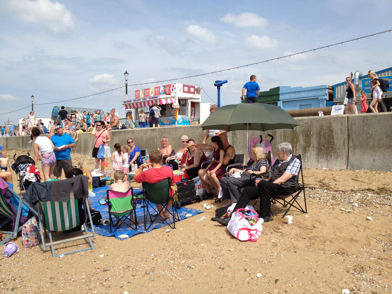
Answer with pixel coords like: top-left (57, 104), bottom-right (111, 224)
top-left (284, 215), bottom-right (293, 224)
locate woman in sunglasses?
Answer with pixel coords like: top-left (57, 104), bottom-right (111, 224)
top-left (92, 121), bottom-right (111, 172)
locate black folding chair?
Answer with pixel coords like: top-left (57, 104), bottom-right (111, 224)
top-left (271, 154), bottom-right (307, 218)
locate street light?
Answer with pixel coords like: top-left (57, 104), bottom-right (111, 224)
top-left (31, 95), bottom-right (34, 112)
top-left (124, 70), bottom-right (129, 95)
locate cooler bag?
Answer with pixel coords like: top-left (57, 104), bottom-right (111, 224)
top-left (227, 208), bottom-right (263, 242)
top-left (175, 180), bottom-right (198, 207)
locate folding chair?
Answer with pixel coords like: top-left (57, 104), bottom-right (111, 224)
top-left (39, 192), bottom-right (95, 257)
top-left (225, 154), bottom-right (245, 173)
top-left (0, 179), bottom-right (40, 245)
top-left (271, 154), bottom-right (307, 218)
top-left (142, 178), bottom-right (179, 231)
top-left (107, 188), bottom-right (137, 233)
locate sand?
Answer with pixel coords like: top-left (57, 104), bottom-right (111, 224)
top-left (1, 150), bottom-right (391, 293)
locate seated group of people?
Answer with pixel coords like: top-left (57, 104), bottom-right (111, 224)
top-left (215, 142), bottom-right (301, 224)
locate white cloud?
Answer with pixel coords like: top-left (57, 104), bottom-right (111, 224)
top-left (221, 13), bottom-right (268, 28)
top-left (88, 74), bottom-right (119, 92)
top-left (245, 35), bottom-right (278, 49)
top-left (186, 25), bottom-right (216, 44)
top-left (0, 94), bottom-right (17, 101)
top-left (0, 0), bottom-right (73, 33)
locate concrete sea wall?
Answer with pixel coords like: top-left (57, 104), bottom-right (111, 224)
top-left (1, 113), bottom-right (391, 172)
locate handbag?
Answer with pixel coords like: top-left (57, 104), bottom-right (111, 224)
top-left (227, 208), bottom-right (263, 242)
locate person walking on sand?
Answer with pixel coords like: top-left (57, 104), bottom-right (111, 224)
top-left (51, 125), bottom-right (76, 179)
top-left (92, 121), bottom-right (111, 172)
top-left (242, 75), bottom-right (260, 103)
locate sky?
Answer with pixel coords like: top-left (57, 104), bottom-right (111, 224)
top-left (0, 0), bottom-right (391, 124)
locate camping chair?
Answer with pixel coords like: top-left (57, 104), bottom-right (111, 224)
top-left (142, 178), bottom-right (179, 231)
top-left (106, 188), bottom-right (137, 233)
top-left (39, 192), bottom-right (95, 257)
top-left (0, 179), bottom-right (40, 245)
top-left (271, 154), bottom-right (307, 218)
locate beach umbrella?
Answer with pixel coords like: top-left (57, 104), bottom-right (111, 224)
top-left (201, 103), bottom-right (299, 153)
top-left (201, 103), bottom-right (299, 132)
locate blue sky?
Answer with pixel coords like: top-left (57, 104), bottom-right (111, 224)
top-left (0, 0), bottom-right (391, 123)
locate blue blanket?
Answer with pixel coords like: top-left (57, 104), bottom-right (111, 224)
top-left (90, 186), bottom-right (203, 240)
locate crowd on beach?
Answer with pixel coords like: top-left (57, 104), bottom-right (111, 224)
top-left (0, 94), bottom-right (301, 224)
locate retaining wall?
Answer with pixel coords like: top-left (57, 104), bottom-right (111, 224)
top-left (0, 113), bottom-right (391, 172)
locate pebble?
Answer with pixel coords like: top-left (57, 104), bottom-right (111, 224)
top-left (99, 254), bottom-right (104, 258)
top-left (256, 273), bottom-right (262, 278)
top-left (366, 216), bottom-right (373, 221)
top-left (341, 289), bottom-right (350, 294)
top-left (165, 229), bottom-right (170, 233)
top-left (123, 291), bottom-right (130, 294)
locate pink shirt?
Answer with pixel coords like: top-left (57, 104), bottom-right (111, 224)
top-left (94, 130), bottom-right (109, 148)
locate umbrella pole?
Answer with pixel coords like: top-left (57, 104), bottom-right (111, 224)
top-left (246, 123), bottom-right (249, 162)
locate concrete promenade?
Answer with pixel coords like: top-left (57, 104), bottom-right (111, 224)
top-left (1, 113), bottom-right (391, 172)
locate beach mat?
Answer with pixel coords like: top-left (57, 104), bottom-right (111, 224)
top-left (89, 186), bottom-right (203, 240)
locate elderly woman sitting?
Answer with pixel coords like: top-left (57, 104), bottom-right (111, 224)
top-left (220, 145), bottom-right (269, 205)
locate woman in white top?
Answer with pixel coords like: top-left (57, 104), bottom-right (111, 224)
top-left (31, 127), bottom-right (56, 181)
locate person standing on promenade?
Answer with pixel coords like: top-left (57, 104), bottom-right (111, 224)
top-left (51, 125), bottom-right (76, 179)
top-left (242, 75), bottom-right (260, 103)
top-left (368, 70), bottom-right (387, 112)
top-left (344, 76), bottom-right (357, 114)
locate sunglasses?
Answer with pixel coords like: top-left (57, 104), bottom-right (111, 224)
top-left (128, 141), bottom-right (133, 144)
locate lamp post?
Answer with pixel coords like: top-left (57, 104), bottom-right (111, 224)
top-left (31, 95), bottom-right (34, 112)
top-left (124, 70), bottom-right (129, 96)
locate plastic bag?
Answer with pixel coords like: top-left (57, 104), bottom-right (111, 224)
top-left (22, 216), bottom-right (40, 248)
top-left (97, 145), bottom-right (105, 159)
top-left (227, 208), bottom-right (263, 242)
top-left (104, 145), bottom-right (111, 158)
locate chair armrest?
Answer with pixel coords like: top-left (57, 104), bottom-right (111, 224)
top-left (226, 163), bottom-right (245, 173)
top-left (200, 160), bottom-right (212, 169)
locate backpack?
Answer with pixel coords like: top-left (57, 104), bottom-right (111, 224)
top-left (149, 108), bottom-right (154, 117)
top-left (378, 79), bottom-right (390, 92)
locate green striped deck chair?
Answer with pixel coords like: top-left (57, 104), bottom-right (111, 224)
top-left (142, 178), bottom-right (179, 231)
top-left (40, 192), bottom-right (95, 257)
top-left (0, 182), bottom-right (40, 246)
top-left (107, 188), bottom-right (137, 233)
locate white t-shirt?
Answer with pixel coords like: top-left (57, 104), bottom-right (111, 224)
top-left (34, 136), bottom-right (54, 154)
top-left (151, 106), bottom-right (161, 118)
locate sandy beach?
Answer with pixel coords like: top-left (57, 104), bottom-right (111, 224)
top-left (1, 150), bottom-right (391, 293)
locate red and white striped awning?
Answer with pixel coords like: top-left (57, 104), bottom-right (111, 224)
top-left (123, 97), bottom-right (175, 110)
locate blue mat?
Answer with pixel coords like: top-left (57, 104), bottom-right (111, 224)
top-left (89, 186), bottom-right (203, 240)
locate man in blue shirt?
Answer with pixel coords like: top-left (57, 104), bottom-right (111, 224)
top-left (242, 75), bottom-right (260, 103)
top-left (51, 125), bottom-right (76, 179)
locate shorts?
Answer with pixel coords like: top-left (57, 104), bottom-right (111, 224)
top-left (92, 147), bottom-right (99, 158)
top-left (0, 166), bottom-right (7, 171)
top-left (347, 98), bottom-right (355, 104)
top-left (41, 152), bottom-right (56, 166)
top-left (246, 97), bottom-right (257, 103)
top-left (151, 117), bottom-right (159, 127)
top-left (54, 159), bottom-right (73, 178)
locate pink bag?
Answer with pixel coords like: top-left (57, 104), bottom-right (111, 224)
top-left (227, 208), bottom-right (263, 242)
top-left (22, 216), bottom-right (40, 248)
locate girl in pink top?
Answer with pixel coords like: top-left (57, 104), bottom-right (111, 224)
top-left (360, 90), bottom-right (368, 113)
top-left (112, 143), bottom-right (124, 171)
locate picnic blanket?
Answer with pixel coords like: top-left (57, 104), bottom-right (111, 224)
top-left (90, 186), bottom-right (203, 239)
